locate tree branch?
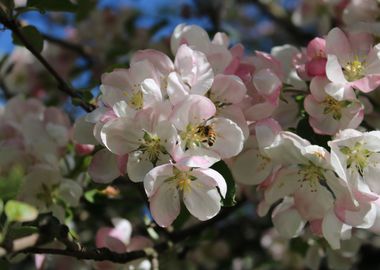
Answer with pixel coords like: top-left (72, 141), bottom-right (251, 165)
top-left (20, 200), bottom-right (246, 263)
top-left (0, 13), bottom-right (95, 112)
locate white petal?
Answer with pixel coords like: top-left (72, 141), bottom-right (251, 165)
top-left (272, 198), bottom-right (306, 238)
top-left (149, 181), bottom-right (180, 227)
top-left (183, 179), bottom-right (222, 221)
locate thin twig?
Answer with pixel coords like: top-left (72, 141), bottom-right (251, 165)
top-left (41, 33), bottom-right (93, 67)
top-left (0, 14), bottom-right (95, 112)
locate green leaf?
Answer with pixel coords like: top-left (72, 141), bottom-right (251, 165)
top-left (0, 166), bottom-right (25, 201)
top-left (211, 160), bottom-right (236, 207)
top-left (27, 0), bottom-right (78, 12)
top-left (84, 189), bottom-right (98, 203)
top-left (0, 200), bottom-right (3, 216)
top-left (5, 200), bottom-right (38, 223)
top-left (6, 226), bottom-right (38, 240)
top-left (12, 25), bottom-right (44, 53)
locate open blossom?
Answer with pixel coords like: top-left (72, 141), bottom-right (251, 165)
top-left (17, 164), bottom-right (82, 222)
top-left (100, 106), bottom-right (177, 182)
top-left (259, 131), bottom-right (356, 248)
top-left (230, 119), bottom-right (281, 185)
top-left (144, 163), bottom-right (227, 227)
top-left (304, 76), bottom-right (364, 135)
top-left (170, 95), bottom-right (244, 168)
top-left (325, 27), bottom-right (380, 94)
top-left (171, 24), bottom-right (232, 74)
top-left (329, 129), bottom-right (380, 229)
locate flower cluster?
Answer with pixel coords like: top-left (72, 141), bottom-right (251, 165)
top-left (0, 96), bottom-right (82, 221)
top-left (76, 19), bottom-right (380, 252)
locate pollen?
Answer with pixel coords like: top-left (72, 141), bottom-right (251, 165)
top-left (322, 96), bottom-right (351, 120)
top-left (340, 141), bottom-right (373, 175)
top-left (343, 59), bottom-right (365, 82)
top-left (297, 162), bottom-right (324, 192)
top-left (128, 91), bottom-right (144, 110)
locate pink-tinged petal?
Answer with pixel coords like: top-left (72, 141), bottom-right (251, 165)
top-left (170, 24), bottom-right (210, 54)
top-left (307, 37), bottom-right (326, 58)
top-left (244, 102), bottom-right (277, 121)
top-left (364, 44), bottom-right (380, 75)
top-left (264, 131), bottom-right (310, 165)
top-left (131, 49), bottom-right (174, 75)
top-left (252, 69), bottom-right (281, 104)
top-left (183, 179), bottom-right (222, 221)
top-left (194, 168), bottom-right (227, 198)
top-left (35, 254), bottom-right (45, 270)
top-left (100, 117), bottom-right (142, 155)
top-left (324, 83), bottom-right (355, 101)
top-left (73, 115), bottom-right (98, 145)
top-left (75, 144), bottom-right (95, 156)
top-left (255, 118), bottom-right (282, 149)
top-left (117, 154), bottom-right (128, 176)
top-left (209, 118), bottom-right (244, 158)
top-left (175, 145), bottom-right (220, 168)
top-left (101, 69), bottom-right (129, 91)
top-left (294, 184), bottom-right (334, 220)
top-left (326, 28), bottom-right (352, 65)
top-left (272, 198), bottom-right (306, 238)
top-left (338, 200), bottom-right (376, 228)
top-left (110, 218), bottom-right (133, 245)
top-left (206, 44), bottom-right (232, 74)
top-left (174, 45), bottom-right (214, 96)
top-left (326, 55), bottom-right (348, 85)
top-left (218, 105), bottom-right (249, 139)
top-left (100, 85), bottom-right (128, 107)
top-left (167, 72), bottom-right (189, 105)
top-left (143, 164), bottom-right (175, 197)
top-left (306, 58), bottom-right (327, 77)
top-left (309, 77), bottom-right (328, 102)
top-left (96, 227), bottom-right (125, 253)
top-left (212, 32), bottom-right (229, 46)
top-left (264, 167), bottom-right (300, 205)
top-left (89, 149), bottom-right (121, 183)
top-left (350, 75), bottom-right (380, 93)
top-left (211, 74), bottom-right (247, 104)
top-left (322, 209), bottom-right (351, 250)
top-left (232, 148), bottom-right (274, 185)
top-left (127, 236), bottom-right (153, 252)
top-left (170, 95), bottom-right (216, 130)
top-left (149, 181), bottom-right (180, 227)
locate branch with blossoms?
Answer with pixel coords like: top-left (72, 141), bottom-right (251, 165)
top-left (9, 200), bottom-right (245, 264)
top-left (0, 10), bottom-right (95, 112)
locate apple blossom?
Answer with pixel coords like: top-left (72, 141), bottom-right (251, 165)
top-left (144, 163), bottom-right (227, 227)
top-left (304, 76), bottom-right (364, 135)
top-left (325, 27), bottom-right (380, 94)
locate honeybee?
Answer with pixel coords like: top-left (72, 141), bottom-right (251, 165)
top-left (197, 125), bottom-right (216, 147)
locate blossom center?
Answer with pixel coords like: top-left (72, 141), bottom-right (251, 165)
top-left (343, 60), bottom-right (364, 82)
top-left (322, 96), bottom-right (351, 120)
top-left (297, 162), bottom-right (324, 192)
top-left (138, 132), bottom-right (165, 165)
top-left (128, 91), bottom-right (144, 109)
top-left (340, 142), bottom-right (373, 175)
